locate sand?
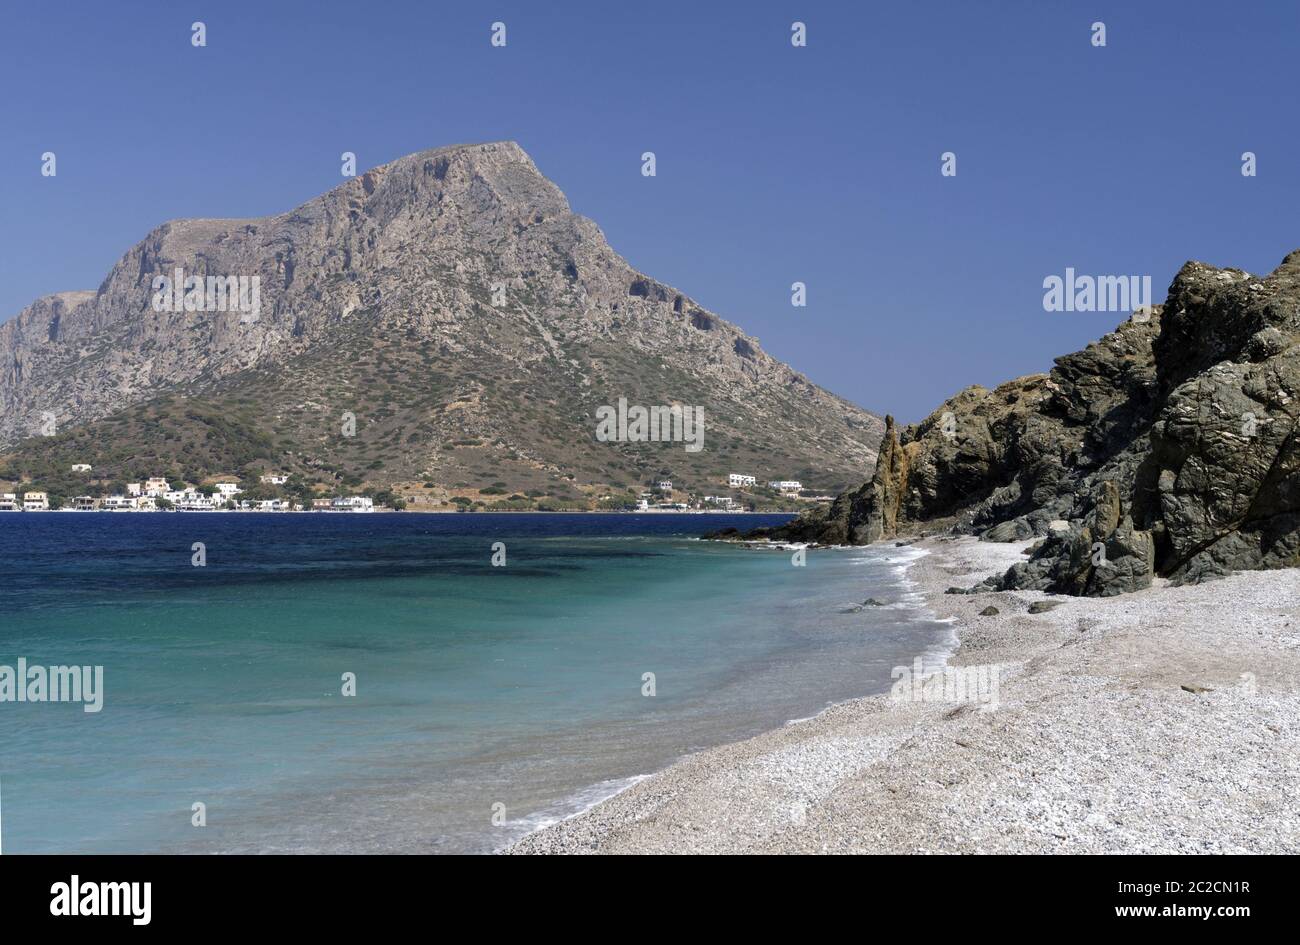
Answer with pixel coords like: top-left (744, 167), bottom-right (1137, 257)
top-left (509, 536), bottom-right (1300, 854)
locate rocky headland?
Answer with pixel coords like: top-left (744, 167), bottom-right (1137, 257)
top-left (724, 253), bottom-right (1300, 597)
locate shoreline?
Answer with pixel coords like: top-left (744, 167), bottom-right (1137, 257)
top-left (0, 509), bottom-right (798, 516)
top-left (492, 540), bottom-right (942, 853)
top-left (509, 536), bottom-right (1300, 854)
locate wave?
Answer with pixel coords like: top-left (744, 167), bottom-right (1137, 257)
top-left (498, 774), bottom-right (651, 850)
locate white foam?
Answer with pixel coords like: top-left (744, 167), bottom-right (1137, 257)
top-left (498, 774), bottom-right (651, 849)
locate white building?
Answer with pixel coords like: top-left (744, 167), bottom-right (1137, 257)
top-left (214, 482), bottom-right (242, 497)
top-left (657, 480), bottom-right (673, 492)
top-left (72, 495), bottom-right (97, 510)
top-left (126, 483), bottom-right (142, 497)
top-left (237, 498), bottom-right (289, 512)
top-left (260, 474), bottom-right (289, 486)
top-left (0, 494), bottom-right (19, 511)
top-left (703, 495), bottom-right (737, 509)
top-left (102, 495), bottom-right (135, 511)
top-left (144, 478), bottom-right (170, 496)
top-left (174, 492), bottom-right (217, 511)
top-left (767, 480), bottom-right (803, 493)
top-left (23, 491), bottom-right (49, 511)
top-left (331, 496), bottom-right (374, 512)
top-left (728, 473), bottom-right (756, 488)
top-left (70, 463), bottom-right (93, 473)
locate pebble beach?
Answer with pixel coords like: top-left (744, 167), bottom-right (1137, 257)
top-left (510, 537), bottom-right (1300, 854)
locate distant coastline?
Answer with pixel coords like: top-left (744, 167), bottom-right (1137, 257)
top-left (1, 463), bottom-right (833, 516)
top-left (0, 507), bottom-right (789, 516)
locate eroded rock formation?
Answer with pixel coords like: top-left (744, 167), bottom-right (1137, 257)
top-left (742, 253), bottom-right (1300, 596)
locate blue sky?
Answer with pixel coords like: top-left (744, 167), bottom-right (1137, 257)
top-left (1, 1), bottom-right (1297, 421)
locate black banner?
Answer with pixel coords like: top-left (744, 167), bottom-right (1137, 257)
top-left (0, 855), bottom-right (1278, 931)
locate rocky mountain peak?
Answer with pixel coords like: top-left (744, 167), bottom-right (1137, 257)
top-left (0, 142), bottom-right (882, 503)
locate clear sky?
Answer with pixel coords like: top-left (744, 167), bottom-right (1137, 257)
top-left (2, 1), bottom-right (1296, 421)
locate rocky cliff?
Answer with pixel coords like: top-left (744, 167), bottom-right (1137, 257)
top-left (0, 142), bottom-right (882, 496)
top-left (739, 253), bottom-right (1300, 596)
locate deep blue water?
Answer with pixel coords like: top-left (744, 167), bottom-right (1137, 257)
top-left (0, 512), bottom-right (949, 853)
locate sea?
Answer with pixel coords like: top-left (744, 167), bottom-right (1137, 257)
top-left (0, 512), bottom-right (952, 854)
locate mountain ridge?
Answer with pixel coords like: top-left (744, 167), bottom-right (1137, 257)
top-left (0, 141), bottom-right (883, 505)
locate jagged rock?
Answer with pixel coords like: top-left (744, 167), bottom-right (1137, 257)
top-left (744, 251), bottom-right (1300, 597)
top-left (979, 605), bottom-right (1000, 616)
top-left (1027, 601), bottom-right (1063, 614)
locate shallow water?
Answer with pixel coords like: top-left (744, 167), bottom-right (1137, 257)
top-left (0, 512), bottom-right (950, 853)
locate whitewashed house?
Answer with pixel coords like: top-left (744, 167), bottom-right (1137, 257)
top-left (239, 498), bottom-right (288, 512)
top-left (767, 480), bottom-right (803, 494)
top-left (23, 492), bottom-right (49, 511)
top-left (0, 494), bottom-right (20, 511)
top-left (70, 463), bottom-right (92, 473)
top-left (175, 492), bottom-right (217, 511)
top-left (728, 473), bottom-right (756, 488)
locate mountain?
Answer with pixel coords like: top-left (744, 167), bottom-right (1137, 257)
top-left (0, 141), bottom-right (882, 505)
top-left (735, 252), bottom-right (1300, 596)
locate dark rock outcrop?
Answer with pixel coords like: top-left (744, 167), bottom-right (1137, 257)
top-left (741, 253), bottom-right (1300, 596)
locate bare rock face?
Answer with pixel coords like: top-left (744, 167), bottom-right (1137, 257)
top-left (0, 142), bottom-right (882, 493)
top-left (750, 252), bottom-right (1300, 596)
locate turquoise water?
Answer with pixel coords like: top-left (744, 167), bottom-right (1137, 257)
top-left (0, 513), bottom-right (948, 853)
